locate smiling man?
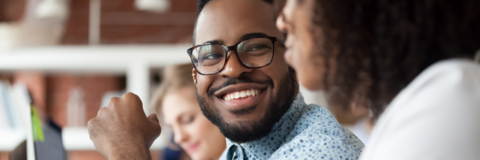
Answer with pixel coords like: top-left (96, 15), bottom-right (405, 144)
top-left (189, 0), bottom-right (364, 159)
top-left (87, 0), bottom-right (363, 160)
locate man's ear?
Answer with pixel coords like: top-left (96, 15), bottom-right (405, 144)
top-left (192, 68), bottom-right (198, 84)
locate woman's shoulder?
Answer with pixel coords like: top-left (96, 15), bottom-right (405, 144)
top-left (419, 59), bottom-right (480, 80)
top-left (362, 59), bottom-right (480, 160)
top-left (389, 59), bottom-right (480, 111)
top-left (380, 58), bottom-right (480, 128)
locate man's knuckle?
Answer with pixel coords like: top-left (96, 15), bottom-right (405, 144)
top-left (87, 120), bottom-right (97, 137)
top-left (124, 92), bottom-right (136, 97)
top-left (122, 92), bottom-right (143, 109)
top-left (108, 97), bottom-right (119, 105)
top-left (87, 118), bottom-right (95, 127)
top-left (97, 107), bottom-right (108, 116)
top-left (125, 92), bottom-right (140, 101)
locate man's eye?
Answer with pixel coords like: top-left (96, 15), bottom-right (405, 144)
top-left (198, 52), bottom-right (224, 67)
top-left (202, 53), bottom-right (224, 60)
top-left (246, 44), bottom-right (271, 52)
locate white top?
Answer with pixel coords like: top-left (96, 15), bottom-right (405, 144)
top-left (344, 118), bottom-right (371, 145)
top-left (360, 59), bottom-right (480, 160)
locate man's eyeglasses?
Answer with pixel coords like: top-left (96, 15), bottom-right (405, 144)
top-left (187, 36), bottom-right (285, 75)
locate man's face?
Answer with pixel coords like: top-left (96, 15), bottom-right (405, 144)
top-left (276, 0), bottom-right (326, 90)
top-left (193, 0), bottom-right (298, 142)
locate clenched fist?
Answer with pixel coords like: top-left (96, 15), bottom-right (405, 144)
top-left (87, 92), bottom-right (161, 160)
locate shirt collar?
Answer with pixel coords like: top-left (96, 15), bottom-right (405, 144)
top-left (225, 93), bottom-right (307, 159)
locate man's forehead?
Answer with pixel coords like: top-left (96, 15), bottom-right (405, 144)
top-left (194, 0), bottom-right (280, 45)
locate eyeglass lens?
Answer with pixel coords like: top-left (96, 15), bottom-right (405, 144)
top-left (191, 38), bottom-right (274, 74)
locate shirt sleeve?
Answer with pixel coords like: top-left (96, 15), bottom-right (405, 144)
top-left (360, 59), bottom-right (480, 160)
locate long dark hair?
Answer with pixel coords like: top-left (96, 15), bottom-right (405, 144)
top-left (311, 0), bottom-right (480, 121)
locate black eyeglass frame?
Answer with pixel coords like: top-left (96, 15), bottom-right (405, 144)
top-left (187, 36), bottom-right (285, 75)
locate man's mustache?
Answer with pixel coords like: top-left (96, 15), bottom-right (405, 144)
top-left (207, 75), bottom-right (274, 96)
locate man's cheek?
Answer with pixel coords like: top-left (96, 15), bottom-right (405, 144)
top-left (197, 79), bottom-right (208, 95)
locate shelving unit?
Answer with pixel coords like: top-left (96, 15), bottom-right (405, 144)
top-left (0, 44), bottom-right (191, 114)
top-left (0, 44), bottom-right (191, 151)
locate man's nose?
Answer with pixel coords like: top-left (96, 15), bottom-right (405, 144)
top-left (219, 51), bottom-right (253, 78)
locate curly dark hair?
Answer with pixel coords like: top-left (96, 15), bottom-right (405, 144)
top-left (310, 0), bottom-right (480, 121)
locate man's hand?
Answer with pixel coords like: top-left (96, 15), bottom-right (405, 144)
top-left (87, 92), bottom-right (161, 160)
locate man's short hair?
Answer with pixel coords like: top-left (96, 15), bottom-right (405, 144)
top-left (193, 0), bottom-right (274, 45)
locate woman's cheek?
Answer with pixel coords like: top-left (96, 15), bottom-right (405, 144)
top-left (193, 117), bottom-right (213, 159)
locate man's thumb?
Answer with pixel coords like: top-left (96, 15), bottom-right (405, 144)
top-left (147, 113), bottom-right (160, 124)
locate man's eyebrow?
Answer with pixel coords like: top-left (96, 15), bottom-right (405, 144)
top-left (240, 32), bottom-right (270, 41)
top-left (201, 39), bottom-right (223, 45)
top-left (199, 32), bottom-right (270, 45)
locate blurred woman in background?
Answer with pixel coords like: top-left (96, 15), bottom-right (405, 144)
top-left (276, 0), bottom-right (480, 159)
top-left (151, 64), bottom-right (226, 160)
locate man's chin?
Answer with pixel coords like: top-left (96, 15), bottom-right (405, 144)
top-left (218, 120), bottom-right (270, 143)
top-left (227, 105), bottom-right (257, 117)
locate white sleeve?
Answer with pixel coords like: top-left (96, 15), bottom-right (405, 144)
top-left (360, 59), bottom-right (480, 160)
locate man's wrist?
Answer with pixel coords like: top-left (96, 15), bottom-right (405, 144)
top-left (107, 143), bottom-right (151, 160)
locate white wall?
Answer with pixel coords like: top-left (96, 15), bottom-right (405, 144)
top-left (299, 84), bottom-right (329, 108)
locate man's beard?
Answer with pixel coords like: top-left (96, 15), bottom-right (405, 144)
top-left (197, 68), bottom-right (297, 143)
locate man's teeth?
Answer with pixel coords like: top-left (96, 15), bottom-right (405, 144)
top-left (224, 89), bottom-right (260, 101)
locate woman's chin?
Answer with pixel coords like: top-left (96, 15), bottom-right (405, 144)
top-left (190, 154), bottom-right (208, 160)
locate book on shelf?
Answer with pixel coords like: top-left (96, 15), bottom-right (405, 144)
top-left (0, 81), bottom-right (27, 130)
top-left (0, 81), bottom-right (9, 129)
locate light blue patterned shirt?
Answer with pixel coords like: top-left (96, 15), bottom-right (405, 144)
top-left (220, 94), bottom-right (364, 160)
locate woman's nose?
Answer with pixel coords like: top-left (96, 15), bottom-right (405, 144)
top-left (276, 13), bottom-right (288, 33)
top-left (173, 127), bottom-right (189, 144)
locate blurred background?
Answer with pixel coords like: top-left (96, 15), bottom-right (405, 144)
top-left (0, 0), bottom-right (327, 159)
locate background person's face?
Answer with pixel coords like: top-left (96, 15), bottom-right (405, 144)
top-left (163, 87), bottom-right (226, 160)
top-left (194, 0), bottom-right (297, 142)
top-left (276, 0), bottom-right (326, 90)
